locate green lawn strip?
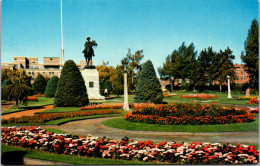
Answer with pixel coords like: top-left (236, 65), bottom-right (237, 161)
top-left (1, 144), bottom-right (154, 165)
top-left (1, 97), bottom-right (54, 115)
top-left (102, 116), bottom-right (259, 132)
top-left (1, 112), bottom-right (126, 126)
top-left (45, 128), bottom-right (69, 134)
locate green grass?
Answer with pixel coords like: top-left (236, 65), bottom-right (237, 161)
top-left (103, 115), bottom-right (259, 132)
top-left (1, 144), bottom-right (154, 165)
top-left (36, 107), bottom-right (81, 113)
top-left (1, 112), bottom-right (126, 126)
top-left (1, 97), bottom-right (54, 115)
top-left (45, 128), bottom-right (69, 134)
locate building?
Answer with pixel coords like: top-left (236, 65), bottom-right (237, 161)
top-left (1, 56), bottom-right (89, 81)
top-left (234, 64), bottom-right (250, 84)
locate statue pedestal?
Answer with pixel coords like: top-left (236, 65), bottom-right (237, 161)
top-left (81, 68), bottom-right (105, 100)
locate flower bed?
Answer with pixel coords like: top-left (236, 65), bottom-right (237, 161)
top-left (1, 126), bottom-right (258, 164)
top-left (80, 104), bottom-right (123, 110)
top-left (180, 94), bottom-right (218, 100)
top-left (163, 93), bottom-right (177, 97)
top-left (124, 103), bottom-right (255, 125)
top-left (238, 96), bottom-right (259, 100)
top-left (23, 96), bottom-right (38, 101)
top-left (247, 98), bottom-right (259, 104)
top-left (2, 110), bottom-right (121, 124)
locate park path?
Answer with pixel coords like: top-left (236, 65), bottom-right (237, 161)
top-left (1, 105), bottom-right (53, 120)
top-left (1, 101), bottom-right (15, 112)
top-left (41, 116), bottom-right (259, 145)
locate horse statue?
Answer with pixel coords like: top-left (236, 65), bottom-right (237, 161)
top-left (82, 37), bottom-right (97, 66)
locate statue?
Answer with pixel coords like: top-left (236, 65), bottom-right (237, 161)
top-left (82, 37), bottom-right (97, 67)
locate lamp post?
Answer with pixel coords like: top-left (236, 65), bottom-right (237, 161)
top-left (123, 66), bottom-right (129, 110)
top-left (227, 75), bottom-right (232, 98)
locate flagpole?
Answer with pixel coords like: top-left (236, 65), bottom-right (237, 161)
top-left (60, 0), bottom-right (64, 67)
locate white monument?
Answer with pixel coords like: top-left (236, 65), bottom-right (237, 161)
top-left (227, 75), bottom-right (232, 98)
top-left (81, 67), bottom-right (105, 100)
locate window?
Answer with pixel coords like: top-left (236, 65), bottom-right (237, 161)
top-left (33, 61), bottom-right (35, 63)
top-left (49, 72), bottom-right (55, 75)
top-left (32, 72), bottom-right (34, 75)
top-left (237, 76), bottom-right (239, 80)
top-left (241, 77), bottom-right (243, 81)
top-left (244, 76), bottom-right (247, 80)
top-left (43, 72), bottom-right (45, 74)
top-left (50, 58), bottom-right (53, 60)
top-left (241, 70), bottom-right (243, 74)
top-left (28, 72), bottom-right (31, 75)
top-left (236, 70), bottom-right (239, 74)
top-left (89, 82), bottom-right (94, 88)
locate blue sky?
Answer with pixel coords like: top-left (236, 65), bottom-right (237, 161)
top-left (2, 0), bottom-right (259, 73)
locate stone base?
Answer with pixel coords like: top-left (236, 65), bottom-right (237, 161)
top-left (81, 68), bottom-right (105, 100)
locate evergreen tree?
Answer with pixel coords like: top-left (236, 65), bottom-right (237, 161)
top-left (135, 60), bottom-right (163, 104)
top-left (104, 80), bottom-right (113, 93)
top-left (45, 76), bottom-right (59, 98)
top-left (54, 60), bottom-right (89, 107)
top-left (33, 74), bottom-right (47, 94)
top-left (241, 19), bottom-right (259, 89)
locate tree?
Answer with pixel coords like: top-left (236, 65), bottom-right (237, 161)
top-left (241, 19), bottom-right (259, 89)
top-left (104, 80), bottom-right (113, 93)
top-left (214, 47), bottom-right (236, 92)
top-left (33, 74), bottom-right (47, 94)
top-left (197, 47), bottom-right (217, 86)
top-left (3, 80), bottom-right (32, 109)
top-left (54, 60), bottom-right (89, 107)
top-left (45, 76), bottom-right (59, 98)
top-left (158, 42), bottom-right (199, 90)
top-left (110, 65), bottom-right (124, 96)
top-left (96, 62), bottom-right (115, 94)
top-left (135, 60), bottom-right (163, 104)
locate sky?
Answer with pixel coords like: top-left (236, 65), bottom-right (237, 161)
top-left (2, 0), bottom-right (259, 74)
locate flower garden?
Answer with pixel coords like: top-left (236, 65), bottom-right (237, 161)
top-left (180, 94), bottom-right (218, 100)
top-left (124, 103), bottom-right (255, 125)
top-left (2, 126), bottom-right (259, 164)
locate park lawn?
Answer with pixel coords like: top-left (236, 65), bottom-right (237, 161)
top-left (162, 91), bottom-right (258, 105)
top-left (1, 97), bottom-right (54, 115)
top-left (45, 128), bottom-right (69, 134)
top-left (102, 115), bottom-right (259, 132)
top-left (1, 144), bottom-right (154, 165)
top-left (37, 107), bottom-right (126, 114)
top-left (1, 112), bottom-right (126, 126)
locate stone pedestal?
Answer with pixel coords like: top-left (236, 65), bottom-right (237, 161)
top-left (81, 68), bottom-right (105, 100)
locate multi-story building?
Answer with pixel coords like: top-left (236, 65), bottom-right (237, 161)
top-left (1, 56), bottom-right (89, 81)
top-left (234, 64), bottom-right (250, 84)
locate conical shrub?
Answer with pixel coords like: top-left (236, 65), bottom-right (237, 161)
top-left (134, 60), bottom-right (163, 104)
top-left (54, 60), bottom-right (89, 107)
top-left (45, 76), bottom-right (59, 98)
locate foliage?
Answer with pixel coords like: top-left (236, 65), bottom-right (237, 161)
top-left (54, 60), bottom-right (89, 107)
top-left (135, 60), bottom-right (163, 104)
top-left (104, 80), bottom-right (113, 93)
top-left (125, 103), bottom-right (255, 125)
top-left (2, 79), bottom-right (12, 89)
top-left (2, 81), bottom-right (33, 109)
top-left (158, 42), bottom-right (199, 90)
top-left (96, 63), bottom-right (115, 94)
top-left (241, 19), bottom-right (259, 89)
top-left (214, 47), bottom-right (236, 91)
top-left (2, 126), bottom-right (259, 164)
top-left (45, 76), bottom-right (59, 98)
top-left (33, 74), bottom-right (47, 94)
top-left (110, 65), bottom-right (124, 96)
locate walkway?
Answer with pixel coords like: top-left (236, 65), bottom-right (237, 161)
top-left (1, 105), bottom-right (54, 120)
top-left (41, 116), bottom-right (259, 145)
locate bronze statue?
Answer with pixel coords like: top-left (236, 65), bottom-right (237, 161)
top-left (82, 37), bottom-right (97, 66)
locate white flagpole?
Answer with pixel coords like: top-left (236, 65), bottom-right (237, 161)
top-left (60, 0), bottom-right (64, 66)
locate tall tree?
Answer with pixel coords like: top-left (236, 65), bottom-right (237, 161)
top-left (33, 74), bottom-right (47, 94)
top-left (214, 47), bottom-right (236, 92)
top-left (96, 62), bottom-right (115, 94)
top-left (135, 60), bottom-right (163, 104)
top-left (158, 42), bottom-right (198, 90)
top-left (241, 19), bottom-right (259, 89)
top-left (54, 60), bottom-right (89, 107)
top-left (197, 47), bottom-right (217, 86)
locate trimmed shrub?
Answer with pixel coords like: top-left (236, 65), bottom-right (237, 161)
top-left (135, 60), bottom-right (163, 104)
top-left (45, 76), bottom-right (59, 98)
top-left (54, 60), bottom-right (89, 107)
top-left (33, 74), bottom-right (47, 94)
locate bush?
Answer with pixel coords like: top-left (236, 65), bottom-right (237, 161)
top-left (135, 60), bottom-right (163, 104)
top-left (54, 60), bottom-right (89, 107)
top-left (33, 74), bottom-right (47, 94)
top-left (45, 76), bottom-right (59, 98)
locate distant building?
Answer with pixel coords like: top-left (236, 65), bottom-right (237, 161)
top-left (1, 56), bottom-right (91, 81)
top-left (234, 64), bottom-right (250, 84)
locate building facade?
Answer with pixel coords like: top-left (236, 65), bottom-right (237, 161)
top-left (234, 64), bottom-right (250, 84)
top-left (2, 56), bottom-right (89, 81)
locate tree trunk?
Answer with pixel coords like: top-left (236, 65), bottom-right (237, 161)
top-left (219, 85), bottom-right (222, 92)
top-left (16, 99), bottom-right (19, 109)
